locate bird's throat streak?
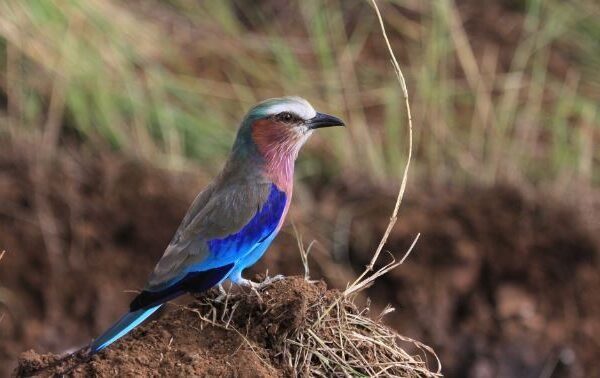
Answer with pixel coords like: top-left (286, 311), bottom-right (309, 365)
top-left (251, 120), bottom-right (303, 193)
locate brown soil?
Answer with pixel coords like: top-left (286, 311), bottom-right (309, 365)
top-left (14, 277), bottom-right (324, 377)
top-left (0, 144), bottom-right (198, 377)
top-left (14, 277), bottom-right (436, 377)
top-left (2, 146), bottom-right (599, 377)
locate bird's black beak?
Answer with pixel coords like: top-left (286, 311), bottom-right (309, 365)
top-left (307, 112), bottom-right (345, 129)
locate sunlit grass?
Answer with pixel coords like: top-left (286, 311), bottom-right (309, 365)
top-left (0, 0), bottom-right (598, 186)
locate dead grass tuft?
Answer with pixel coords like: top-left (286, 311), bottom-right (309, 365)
top-left (187, 276), bottom-right (441, 377)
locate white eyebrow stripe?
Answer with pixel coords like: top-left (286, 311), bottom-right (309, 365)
top-left (264, 98), bottom-right (317, 120)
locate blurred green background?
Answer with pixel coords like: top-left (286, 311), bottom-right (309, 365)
top-left (1, 0), bottom-right (597, 187)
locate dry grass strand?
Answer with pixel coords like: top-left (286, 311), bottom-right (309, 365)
top-left (185, 280), bottom-right (441, 377)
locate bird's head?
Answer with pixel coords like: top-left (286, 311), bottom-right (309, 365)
top-left (232, 97), bottom-right (344, 186)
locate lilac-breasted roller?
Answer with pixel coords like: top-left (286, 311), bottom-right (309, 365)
top-left (88, 97), bottom-right (344, 354)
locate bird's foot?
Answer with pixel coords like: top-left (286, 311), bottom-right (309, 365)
top-left (235, 275), bottom-right (285, 302)
top-left (236, 277), bottom-right (260, 289)
top-left (257, 274), bottom-right (285, 289)
top-left (237, 274), bottom-right (285, 290)
top-left (214, 284), bottom-right (229, 303)
top-left (235, 278), bottom-right (262, 300)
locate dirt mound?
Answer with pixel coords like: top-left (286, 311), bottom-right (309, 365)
top-left (14, 277), bottom-right (438, 377)
top-left (2, 145), bottom-right (599, 377)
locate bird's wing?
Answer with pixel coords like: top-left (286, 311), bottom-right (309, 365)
top-left (144, 181), bottom-right (286, 292)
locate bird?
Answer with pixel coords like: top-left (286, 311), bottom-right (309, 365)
top-left (88, 96), bottom-right (344, 354)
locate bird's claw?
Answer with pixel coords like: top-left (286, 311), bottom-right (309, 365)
top-left (258, 274), bottom-right (285, 289)
top-left (214, 284), bottom-right (229, 302)
top-left (237, 274), bottom-right (285, 290)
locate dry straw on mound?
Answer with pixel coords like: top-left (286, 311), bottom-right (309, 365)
top-left (184, 272), bottom-right (440, 377)
top-left (15, 276), bottom-right (440, 377)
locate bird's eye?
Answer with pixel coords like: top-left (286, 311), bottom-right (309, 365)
top-left (277, 112), bottom-right (294, 123)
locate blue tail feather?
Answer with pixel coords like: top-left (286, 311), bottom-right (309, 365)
top-left (89, 304), bottom-right (162, 355)
top-left (89, 264), bottom-right (234, 355)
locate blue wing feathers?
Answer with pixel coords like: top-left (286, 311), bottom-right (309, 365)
top-left (130, 263), bottom-right (234, 311)
top-left (89, 184), bottom-right (287, 355)
top-left (207, 184), bottom-right (287, 256)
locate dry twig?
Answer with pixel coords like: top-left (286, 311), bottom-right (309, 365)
top-left (179, 2), bottom-right (442, 376)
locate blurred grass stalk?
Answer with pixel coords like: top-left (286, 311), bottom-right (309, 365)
top-left (0, 0), bottom-right (598, 186)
